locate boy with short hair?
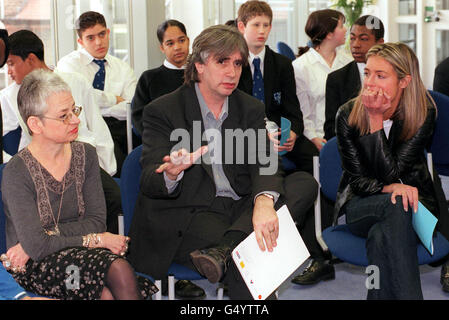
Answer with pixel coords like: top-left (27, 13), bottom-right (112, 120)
top-left (236, 0), bottom-right (317, 175)
top-left (324, 15), bottom-right (385, 140)
top-left (57, 11), bottom-right (137, 176)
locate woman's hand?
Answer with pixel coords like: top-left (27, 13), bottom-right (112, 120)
top-left (362, 87), bottom-right (393, 133)
top-left (362, 87), bottom-right (392, 115)
top-left (4, 243), bottom-right (29, 273)
top-left (382, 183), bottom-right (419, 213)
top-left (98, 233), bottom-right (130, 256)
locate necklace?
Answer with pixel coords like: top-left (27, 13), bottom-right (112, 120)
top-left (40, 166), bottom-right (66, 237)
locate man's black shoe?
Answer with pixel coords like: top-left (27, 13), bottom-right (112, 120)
top-left (175, 280), bottom-right (206, 299)
top-left (291, 259), bottom-right (335, 285)
top-left (190, 246), bottom-right (231, 283)
top-left (440, 262), bottom-right (449, 292)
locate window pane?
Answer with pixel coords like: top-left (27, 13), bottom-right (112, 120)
top-left (399, 0), bottom-right (416, 15)
top-left (436, 0), bottom-right (449, 10)
top-left (234, 0), bottom-right (297, 54)
top-left (398, 23), bottom-right (416, 53)
top-left (74, 0), bottom-right (130, 62)
top-left (436, 30), bottom-right (449, 65)
top-left (308, 0), bottom-right (332, 13)
top-left (0, 0), bottom-right (54, 90)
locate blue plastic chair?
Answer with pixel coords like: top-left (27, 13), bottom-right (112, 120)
top-left (276, 41), bottom-right (296, 61)
top-left (120, 145), bottom-right (220, 299)
top-left (428, 90), bottom-right (449, 177)
top-left (314, 137), bottom-right (449, 266)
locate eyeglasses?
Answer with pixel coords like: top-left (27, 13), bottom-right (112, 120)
top-left (41, 106), bottom-right (82, 125)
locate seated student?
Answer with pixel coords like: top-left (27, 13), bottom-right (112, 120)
top-left (235, 0), bottom-right (328, 286)
top-left (293, 9), bottom-right (353, 152)
top-left (1, 30), bottom-right (121, 233)
top-left (236, 0), bottom-right (317, 174)
top-left (57, 11), bottom-right (138, 176)
top-left (0, 28), bottom-right (8, 164)
top-left (127, 25), bottom-right (318, 300)
top-left (433, 56), bottom-right (449, 98)
top-left (324, 15), bottom-right (384, 140)
top-left (132, 19), bottom-right (190, 136)
top-left (335, 42), bottom-right (449, 299)
top-left (133, 20), bottom-right (207, 299)
top-left (2, 69), bottom-right (157, 300)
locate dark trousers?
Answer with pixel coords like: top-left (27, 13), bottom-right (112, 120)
top-left (343, 194), bottom-right (422, 300)
top-left (172, 171), bottom-right (318, 299)
top-left (99, 168), bottom-right (122, 234)
top-left (172, 196), bottom-right (253, 299)
top-left (284, 135), bottom-right (319, 175)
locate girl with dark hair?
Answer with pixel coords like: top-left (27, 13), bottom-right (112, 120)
top-left (292, 9), bottom-right (352, 152)
top-left (132, 20), bottom-right (190, 137)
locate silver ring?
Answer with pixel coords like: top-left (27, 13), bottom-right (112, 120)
top-left (4, 260), bottom-right (11, 268)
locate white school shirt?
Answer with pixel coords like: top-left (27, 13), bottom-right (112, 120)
top-left (248, 47), bottom-right (266, 78)
top-left (293, 47), bottom-right (353, 141)
top-left (56, 48), bottom-right (137, 121)
top-left (0, 71), bottom-right (117, 176)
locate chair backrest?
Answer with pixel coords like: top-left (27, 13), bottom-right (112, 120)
top-left (120, 145), bottom-right (143, 235)
top-left (0, 163), bottom-right (7, 253)
top-left (3, 127), bottom-right (22, 157)
top-left (319, 137), bottom-right (343, 202)
top-left (428, 90), bottom-right (449, 176)
top-left (276, 41), bottom-right (296, 61)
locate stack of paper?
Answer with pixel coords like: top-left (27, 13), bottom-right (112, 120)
top-left (232, 205), bottom-right (310, 300)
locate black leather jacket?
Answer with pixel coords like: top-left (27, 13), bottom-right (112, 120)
top-left (334, 100), bottom-right (442, 226)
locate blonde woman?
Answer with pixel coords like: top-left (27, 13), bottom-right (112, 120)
top-left (335, 42), bottom-right (448, 299)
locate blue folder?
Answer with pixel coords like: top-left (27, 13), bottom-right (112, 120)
top-left (413, 202), bottom-right (438, 255)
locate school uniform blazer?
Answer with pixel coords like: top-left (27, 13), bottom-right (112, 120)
top-left (127, 83), bottom-right (284, 279)
top-left (433, 56), bottom-right (449, 98)
top-left (238, 45), bottom-right (303, 136)
top-left (324, 61), bottom-right (361, 140)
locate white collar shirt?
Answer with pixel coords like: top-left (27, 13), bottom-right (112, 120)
top-left (292, 47), bottom-right (353, 140)
top-left (163, 59), bottom-right (186, 70)
top-left (248, 47), bottom-right (266, 78)
top-left (56, 48), bottom-right (137, 121)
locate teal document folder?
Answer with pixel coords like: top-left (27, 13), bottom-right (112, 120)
top-left (412, 201), bottom-right (438, 255)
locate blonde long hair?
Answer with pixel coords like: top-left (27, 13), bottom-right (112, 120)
top-left (348, 42), bottom-right (435, 141)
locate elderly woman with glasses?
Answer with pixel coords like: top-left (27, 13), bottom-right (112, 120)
top-left (1, 70), bottom-right (157, 300)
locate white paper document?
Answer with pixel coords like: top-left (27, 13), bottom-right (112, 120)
top-left (232, 205), bottom-right (310, 300)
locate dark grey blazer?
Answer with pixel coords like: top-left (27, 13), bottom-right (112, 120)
top-left (324, 61), bottom-right (361, 140)
top-left (127, 83), bottom-right (284, 279)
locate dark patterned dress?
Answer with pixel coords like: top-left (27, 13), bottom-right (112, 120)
top-left (3, 142), bottom-right (157, 299)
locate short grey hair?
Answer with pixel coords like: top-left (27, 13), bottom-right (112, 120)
top-left (184, 24), bottom-right (249, 84)
top-left (17, 69), bottom-right (71, 134)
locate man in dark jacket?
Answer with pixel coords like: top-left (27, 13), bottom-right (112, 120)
top-left (127, 25), bottom-right (317, 300)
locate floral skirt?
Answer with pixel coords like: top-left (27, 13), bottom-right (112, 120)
top-left (11, 247), bottom-right (158, 300)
